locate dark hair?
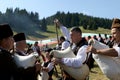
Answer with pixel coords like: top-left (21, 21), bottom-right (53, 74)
top-left (70, 27), bottom-right (82, 34)
top-left (60, 36), bottom-right (65, 41)
top-left (45, 48), bottom-right (53, 58)
top-left (88, 35), bottom-right (91, 39)
top-left (35, 41), bottom-right (38, 44)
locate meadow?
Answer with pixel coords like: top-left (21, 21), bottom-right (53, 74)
top-left (38, 25), bottom-right (111, 39)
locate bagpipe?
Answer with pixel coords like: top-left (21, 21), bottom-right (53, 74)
top-left (89, 39), bottom-right (120, 80)
top-left (50, 47), bottom-right (89, 80)
top-left (13, 52), bottom-right (39, 69)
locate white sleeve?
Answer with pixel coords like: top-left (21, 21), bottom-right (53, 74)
top-left (60, 26), bottom-right (71, 41)
top-left (62, 45), bottom-right (87, 68)
top-left (47, 62), bottom-right (54, 72)
top-left (32, 46), bottom-right (37, 52)
top-left (113, 46), bottom-right (120, 57)
top-left (61, 41), bottom-right (70, 50)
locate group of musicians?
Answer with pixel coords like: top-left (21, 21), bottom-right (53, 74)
top-left (0, 18), bottom-right (120, 80)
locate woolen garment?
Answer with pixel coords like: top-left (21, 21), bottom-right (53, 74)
top-left (15, 50), bottom-right (39, 80)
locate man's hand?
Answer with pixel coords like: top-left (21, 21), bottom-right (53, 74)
top-left (54, 19), bottom-right (61, 28)
top-left (52, 58), bottom-right (62, 65)
top-left (35, 62), bottom-right (41, 72)
top-left (86, 45), bottom-right (97, 54)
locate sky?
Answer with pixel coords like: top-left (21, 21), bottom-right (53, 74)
top-left (0, 0), bottom-right (120, 19)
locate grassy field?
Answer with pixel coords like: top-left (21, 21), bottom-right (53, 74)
top-left (28, 25), bottom-right (111, 40)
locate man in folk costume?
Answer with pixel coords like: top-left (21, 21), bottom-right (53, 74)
top-left (13, 33), bottom-right (41, 80)
top-left (13, 33), bottom-right (28, 56)
top-left (53, 27), bottom-right (89, 80)
top-left (87, 18), bottom-right (120, 79)
top-left (0, 24), bottom-right (41, 80)
top-left (87, 18), bottom-right (120, 59)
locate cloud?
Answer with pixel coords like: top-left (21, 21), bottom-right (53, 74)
top-left (81, 10), bottom-right (91, 15)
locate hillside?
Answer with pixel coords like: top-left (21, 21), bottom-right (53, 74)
top-left (21, 25), bottom-right (111, 40)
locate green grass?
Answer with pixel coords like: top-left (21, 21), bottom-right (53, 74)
top-left (23, 25), bottom-right (111, 40)
top-left (38, 25), bottom-right (111, 40)
top-left (46, 25), bottom-right (111, 37)
top-left (80, 27), bottom-right (111, 35)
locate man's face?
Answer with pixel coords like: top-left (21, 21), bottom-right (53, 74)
top-left (70, 31), bottom-right (81, 43)
top-left (6, 36), bottom-right (14, 50)
top-left (17, 40), bottom-right (27, 50)
top-left (111, 28), bottom-right (120, 43)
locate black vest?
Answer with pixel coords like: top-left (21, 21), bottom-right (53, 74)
top-left (43, 61), bottom-right (54, 76)
top-left (72, 38), bottom-right (88, 55)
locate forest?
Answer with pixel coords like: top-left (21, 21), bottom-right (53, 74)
top-left (0, 8), bottom-right (112, 38)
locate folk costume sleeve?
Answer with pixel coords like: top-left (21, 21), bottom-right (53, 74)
top-left (61, 45), bottom-right (87, 68)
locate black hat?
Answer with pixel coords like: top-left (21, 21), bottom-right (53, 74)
top-left (13, 33), bottom-right (26, 42)
top-left (0, 23), bottom-right (13, 40)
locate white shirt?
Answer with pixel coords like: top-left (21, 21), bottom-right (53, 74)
top-left (32, 46), bottom-right (39, 52)
top-left (60, 26), bottom-right (71, 41)
top-left (111, 44), bottom-right (120, 65)
top-left (61, 41), bottom-right (70, 50)
top-left (62, 45), bottom-right (87, 68)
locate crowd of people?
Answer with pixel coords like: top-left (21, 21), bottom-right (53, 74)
top-left (0, 18), bottom-right (120, 80)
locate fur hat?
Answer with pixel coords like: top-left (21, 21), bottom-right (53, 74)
top-left (13, 33), bottom-right (26, 42)
top-left (0, 23), bottom-right (13, 40)
top-left (111, 18), bottom-right (120, 28)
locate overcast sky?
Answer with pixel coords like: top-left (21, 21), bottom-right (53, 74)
top-left (0, 0), bottom-right (120, 19)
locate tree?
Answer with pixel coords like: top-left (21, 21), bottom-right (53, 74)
top-left (41, 18), bottom-right (47, 31)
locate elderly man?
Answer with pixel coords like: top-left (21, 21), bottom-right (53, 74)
top-left (13, 32), bottom-right (41, 80)
top-left (13, 33), bottom-right (28, 56)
